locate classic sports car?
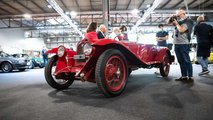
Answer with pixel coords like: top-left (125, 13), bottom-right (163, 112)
top-left (0, 52), bottom-right (30, 72)
top-left (29, 57), bottom-right (44, 69)
top-left (12, 53), bottom-right (44, 69)
top-left (44, 38), bottom-right (174, 97)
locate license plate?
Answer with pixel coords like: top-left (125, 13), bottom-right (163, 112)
top-left (73, 55), bottom-right (86, 60)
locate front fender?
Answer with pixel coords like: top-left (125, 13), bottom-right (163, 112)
top-left (51, 48), bottom-right (77, 75)
top-left (0, 60), bottom-right (13, 66)
top-left (45, 48), bottom-right (58, 54)
top-left (155, 48), bottom-right (170, 62)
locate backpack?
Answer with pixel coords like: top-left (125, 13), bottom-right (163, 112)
top-left (185, 18), bottom-right (194, 41)
top-left (178, 18), bottom-right (194, 41)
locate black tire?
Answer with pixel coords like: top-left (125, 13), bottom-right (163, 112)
top-left (128, 68), bottom-right (132, 76)
top-left (39, 64), bottom-right (44, 68)
top-left (29, 62), bottom-right (34, 69)
top-left (18, 68), bottom-right (26, 71)
top-left (1, 62), bottom-right (13, 73)
top-left (95, 49), bottom-right (128, 97)
top-left (159, 53), bottom-right (170, 77)
top-left (44, 55), bottom-right (74, 90)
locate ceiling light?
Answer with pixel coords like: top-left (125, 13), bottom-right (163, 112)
top-left (146, 4), bottom-right (151, 8)
top-left (70, 11), bottom-right (77, 17)
top-left (47, 38), bottom-right (50, 42)
top-left (65, 11), bottom-right (70, 15)
top-left (131, 9), bottom-right (139, 15)
top-left (23, 13), bottom-right (32, 19)
top-left (47, 5), bottom-right (52, 8)
top-left (46, 0), bottom-right (83, 37)
top-left (130, 0), bottom-right (163, 33)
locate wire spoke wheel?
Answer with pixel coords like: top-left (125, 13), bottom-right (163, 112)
top-left (45, 55), bottom-right (74, 90)
top-left (1, 62), bottom-right (12, 72)
top-left (96, 49), bottom-right (128, 97)
top-left (104, 56), bottom-right (125, 92)
top-left (160, 53), bottom-right (170, 77)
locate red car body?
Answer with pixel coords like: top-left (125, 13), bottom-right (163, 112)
top-left (44, 38), bottom-right (174, 97)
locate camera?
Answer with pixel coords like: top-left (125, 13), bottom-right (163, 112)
top-left (168, 15), bottom-right (178, 24)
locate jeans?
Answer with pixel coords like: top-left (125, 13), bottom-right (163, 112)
top-left (197, 56), bottom-right (208, 70)
top-left (43, 57), bottom-right (48, 66)
top-left (175, 44), bottom-right (193, 77)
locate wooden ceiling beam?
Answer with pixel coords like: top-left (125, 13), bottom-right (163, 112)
top-left (31, 1), bottom-right (46, 13)
top-left (0, 1), bottom-right (23, 14)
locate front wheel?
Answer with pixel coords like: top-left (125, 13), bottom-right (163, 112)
top-left (29, 61), bottom-right (34, 69)
top-left (128, 68), bottom-right (132, 76)
top-left (159, 53), bottom-right (170, 77)
top-left (38, 64), bottom-right (44, 68)
top-left (1, 62), bottom-right (13, 73)
top-left (95, 49), bottom-right (128, 97)
top-left (44, 55), bottom-right (74, 90)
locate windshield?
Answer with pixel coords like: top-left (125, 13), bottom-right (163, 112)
top-left (0, 51), bottom-right (10, 57)
top-left (12, 54), bottom-right (29, 58)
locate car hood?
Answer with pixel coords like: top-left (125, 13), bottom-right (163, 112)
top-left (8, 56), bottom-right (28, 61)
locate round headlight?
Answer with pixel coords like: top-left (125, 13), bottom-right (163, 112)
top-left (57, 46), bottom-right (65, 57)
top-left (83, 43), bottom-right (92, 55)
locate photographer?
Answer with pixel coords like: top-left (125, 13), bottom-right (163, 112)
top-left (169, 9), bottom-right (194, 82)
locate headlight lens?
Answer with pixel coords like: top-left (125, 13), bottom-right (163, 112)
top-left (57, 46), bottom-right (65, 57)
top-left (83, 43), bottom-right (92, 55)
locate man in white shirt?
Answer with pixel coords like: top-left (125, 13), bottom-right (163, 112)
top-left (109, 27), bottom-right (120, 41)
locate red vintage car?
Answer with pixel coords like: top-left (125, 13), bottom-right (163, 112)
top-left (44, 38), bottom-right (174, 97)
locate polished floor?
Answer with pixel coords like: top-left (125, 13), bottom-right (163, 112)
top-left (0, 64), bottom-right (213, 120)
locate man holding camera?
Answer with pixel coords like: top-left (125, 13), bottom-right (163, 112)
top-left (169, 9), bottom-right (194, 82)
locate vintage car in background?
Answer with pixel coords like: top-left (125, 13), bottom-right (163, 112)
top-left (0, 52), bottom-right (30, 72)
top-left (12, 53), bottom-right (44, 69)
top-left (44, 38), bottom-right (174, 97)
top-left (29, 57), bottom-right (44, 69)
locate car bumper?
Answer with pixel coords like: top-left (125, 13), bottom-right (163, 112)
top-left (13, 63), bottom-right (29, 69)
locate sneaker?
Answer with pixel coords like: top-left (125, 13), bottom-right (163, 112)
top-left (175, 77), bottom-right (188, 81)
top-left (186, 77), bottom-right (194, 83)
top-left (198, 70), bottom-right (210, 76)
top-left (203, 70), bottom-right (210, 74)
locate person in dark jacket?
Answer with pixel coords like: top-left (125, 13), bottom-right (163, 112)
top-left (97, 24), bottom-right (106, 39)
top-left (194, 15), bottom-right (212, 75)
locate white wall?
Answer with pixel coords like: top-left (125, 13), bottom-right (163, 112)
top-left (0, 28), bottom-right (45, 54)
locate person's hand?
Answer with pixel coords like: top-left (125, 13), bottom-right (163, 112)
top-left (172, 19), bottom-right (178, 26)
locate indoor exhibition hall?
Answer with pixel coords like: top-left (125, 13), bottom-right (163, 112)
top-left (0, 0), bottom-right (213, 120)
